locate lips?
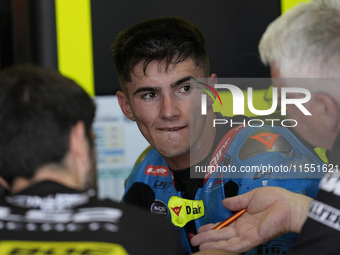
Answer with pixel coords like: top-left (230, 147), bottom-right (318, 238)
top-left (159, 126), bottom-right (186, 132)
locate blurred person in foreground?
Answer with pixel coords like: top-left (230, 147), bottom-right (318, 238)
top-left (191, 0), bottom-right (340, 254)
top-left (0, 65), bottom-right (183, 255)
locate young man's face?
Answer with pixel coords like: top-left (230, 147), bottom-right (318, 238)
top-left (118, 59), bottom-right (211, 167)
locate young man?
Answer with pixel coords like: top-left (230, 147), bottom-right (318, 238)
top-left (112, 17), bottom-right (324, 254)
top-left (0, 65), bottom-right (183, 255)
top-left (191, 0), bottom-right (340, 254)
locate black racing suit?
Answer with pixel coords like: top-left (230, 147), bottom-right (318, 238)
top-left (288, 134), bottom-right (340, 255)
top-left (0, 180), bottom-right (183, 255)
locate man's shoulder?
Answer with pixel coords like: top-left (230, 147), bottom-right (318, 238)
top-left (236, 125), bottom-right (294, 160)
top-left (132, 146), bottom-right (169, 176)
top-left (134, 146), bottom-right (164, 165)
top-left (124, 146), bottom-right (171, 192)
top-left (222, 124), bottom-right (324, 178)
top-left (225, 124), bottom-right (317, 157)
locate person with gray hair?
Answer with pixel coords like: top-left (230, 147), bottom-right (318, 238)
top-left (191, 0), bottom-right (340, 254)
top-left (260, 0), bottom-right (340, 151)
top-left (260, 0), bottom-right (340, 79)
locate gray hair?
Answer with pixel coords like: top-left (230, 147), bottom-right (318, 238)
top-left (259, 0), bottom-right (340, 80)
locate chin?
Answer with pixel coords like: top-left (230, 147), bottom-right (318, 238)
top-left (159, 147), bottom-right (189, 159)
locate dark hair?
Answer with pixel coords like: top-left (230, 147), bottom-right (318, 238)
top-left (0, 65), bottom-right (96, 185)
top-left (112, 17), bottom-right (210, 91)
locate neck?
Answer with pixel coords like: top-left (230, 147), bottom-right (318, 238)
top-left (11, 165), bottom-right (83, 194)
top-left (163, 151), bottom-right (191, 170)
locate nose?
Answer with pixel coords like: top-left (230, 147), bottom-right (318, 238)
top-left (159, 94), bottom-right (180, 120)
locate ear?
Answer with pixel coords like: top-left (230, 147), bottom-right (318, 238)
top-left (207, 73), bottom-right (218, 107)
top-left (314, 93), bottom-right (339, 131)
top-left (209, 73), bottom-right (218, 86)
top-left (116, 91), bottom-right (136, 121)
top-left (270, 62), bottom-right (281, 78)
top-left (0, 177), bottom-right (9, 190)
top-left (69, 121), bottom-right (89, 186)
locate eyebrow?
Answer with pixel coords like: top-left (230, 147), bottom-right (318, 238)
top-left (133, 76), bottom-right (195, 95)
top-left (170, 76), bottom-right (194, 87)
top-left (133, 86), bottom-right (160, 95)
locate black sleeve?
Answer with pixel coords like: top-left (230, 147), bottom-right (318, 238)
top-left (288, 189), bottom-right (340, 255)
top-left (123, 182), bottom-right (155, 210)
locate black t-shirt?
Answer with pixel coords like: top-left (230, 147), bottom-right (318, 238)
top-left (0, 180), bottom-right (183, 255)
top-left (288, 134), bottom-right (340, 255)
